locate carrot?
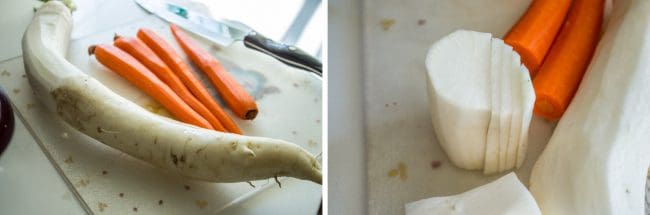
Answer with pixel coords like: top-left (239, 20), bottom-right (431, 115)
top-left (113, 35), bottom-right (240, 133)
top-left (531, 0), bottom-right (604, 120)
top-left (170, 24), bottom-right (258, 120)
top-left (504, 0), bottom-right (572, 76)
top-left (136, 28), bottom-right (244, 134)
top-left (89, 44), bottom-right (213, 130)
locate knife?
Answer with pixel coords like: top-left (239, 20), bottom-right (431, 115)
top-left (134, 0), bottom-right (322, 76)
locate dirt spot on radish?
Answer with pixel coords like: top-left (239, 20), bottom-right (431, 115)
top-left (98, 202), bottom-right (108, 212)
top-left (26, 103), bottom-right (35, 110)
top-left (380, 19), bottom-right (395, 31)
top-left (184, 185), bottom-right (191, 191)
top-left (195, 145), bottom-right (207, 154)
top-left (143, 102), bottom-right (173, 119)
top-left (195, 200), bottom-right (208, 209)
top-left (0, 70), bottom-right (9, 77)
top-left (292, 131), bottom-right (297, 135)
top-left (417, 19), bottom-right (426, 26)
top-left (170, 153), bottom-right (179, 165)
top-left (119, 193), bottom-right (124, 197)
top-left (102, 170), bottom-right (108, 175)
top-left (133, 207), bottom-right (138, 212)
top-left (158, 200), bottom-right (163, 205)
top-left (12, 89), bottom-right (20, 94)
top-left (387, 162), bottom-right (408, 181)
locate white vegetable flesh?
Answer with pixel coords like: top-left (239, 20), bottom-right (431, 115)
top-left (529, 0), bottom-right (650, 213)
top-left (483, 38), bottom-right (502, 174)
top-left (405, 173), bottom-right (541, 215)
top-left (516, 64), bottom-right (533, 168)
top-left (425, 30), bottom-right (492, 170)
top-left (425, 30), bottom-right (535, 173)
top-left (505, 51), bottom-right (522, 170)
top-left (22, 2), bottom-right (321, 184)
top-left (497, 43), bottom-right (513, 172)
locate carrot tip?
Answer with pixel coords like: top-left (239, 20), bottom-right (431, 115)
top-left (245, 110), bottom-right (258, 120)
top-left (88, 45), bottom-right (97, 55)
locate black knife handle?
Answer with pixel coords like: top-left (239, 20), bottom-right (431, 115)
top-left (243, 31), bottom-right (322, 76)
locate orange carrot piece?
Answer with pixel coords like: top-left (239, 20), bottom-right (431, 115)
top-left (136, 28), bottom-right (243, 134)
top-left (114, 35), bottom-right (236, 133)
top-left (504, 0), bottom-right (572, 76)
top-left (532, 0), bottom-right (604, 120)
top-left (170, 24), bottom-right (258, 120)
top-left (89, 44), bottom-right (213, 130)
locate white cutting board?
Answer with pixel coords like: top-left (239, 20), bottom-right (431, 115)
top-left (361, 0), bottom-right (631, 214)
top-left (0, 14), bottom-right (321, 214)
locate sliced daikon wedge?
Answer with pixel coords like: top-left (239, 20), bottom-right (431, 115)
top-left (424, 30), bottom-right (492, 170)
top-left (505, 49), bottom-right (523, 170)
top-left (405, 173), bottom-right (542, 215)
top-left (483, 38), bottom-right (502, 174)
top-left (497, 42), bottom-right (513, 172)
top-left (516, 64), bottom-right (535, 168)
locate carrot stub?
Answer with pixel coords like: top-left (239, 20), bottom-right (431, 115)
top-left (89, 44), bottom-right (213, 130)
top-left (136, 28), bottom-right (243, 134)
top-left (504, 0), bottom-right (572, 76)
top-left (113, 35), bottom-right (239, 133)
top-left (532, 0), bottom-right (604, 120)
top-left (170, 24), bottom-right (259, 120)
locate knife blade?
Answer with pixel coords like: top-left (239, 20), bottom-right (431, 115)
top-left (134, 0), bottom-right (322, 76)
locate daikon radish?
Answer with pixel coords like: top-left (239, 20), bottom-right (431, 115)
top-left (405, 173), bottom-right (541, 215)
top-left (425, 30), bottom-right (492, 170)
top-left (426, 30), bottom-right (535, 173)
top-left (529, 0), bottom-right (650, 213)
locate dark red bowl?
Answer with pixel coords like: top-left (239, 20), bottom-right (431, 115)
top-left (0, 87), bottom-right (14, 156)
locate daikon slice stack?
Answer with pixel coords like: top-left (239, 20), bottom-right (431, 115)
top-left (405, 173), bottom-right (542, 215)
top-left (424, 30), bottom-right (492, 170)
top-left (483, 37), bottom-right (503, 174)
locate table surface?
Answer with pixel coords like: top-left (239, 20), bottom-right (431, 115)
top-left (0, 0), bottom-right (322, 214)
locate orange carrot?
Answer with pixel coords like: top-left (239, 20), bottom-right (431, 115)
top-left (532, 0), bottom-right (604, 120)
top-left (89, 44), bottom-right (213, 130)
top-left (504, 0), bottom-right (572, 76)
top-left (136, 28), bottom-right (243, 134)
top-left (113, 35), bottom-right (239, 133)
top-left (170, 24), bottom-right (258, 120)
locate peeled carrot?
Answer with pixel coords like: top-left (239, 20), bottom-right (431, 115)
top-left (89, 44), bottom-right (213, 130)
top-left (532, 0), bottom-right (604, 120)
top-left (113, 35), bottom-right (239, 133)
top-left (504, 0), bottom-right (572, 76)
top-left (136, 28), bottom-right (243, 134)
top-left (170, 24), bottom-right (258, 120)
